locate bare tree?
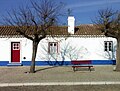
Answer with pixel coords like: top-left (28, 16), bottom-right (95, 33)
top-left (2, 0), bottom-right (64, 73)
top-left (95, 8), bottom-right (120, 71)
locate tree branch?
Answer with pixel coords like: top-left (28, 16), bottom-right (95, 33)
top-left (94, 8), bottom-right (120, 39)
top-left (16, 28), bottom-right (33, 40)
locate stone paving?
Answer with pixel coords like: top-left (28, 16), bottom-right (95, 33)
top-left (0, 65), bottom-right (120, 84)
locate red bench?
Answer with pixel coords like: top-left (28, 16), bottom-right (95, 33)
top-left (71, 60), bottom-right (93, 72)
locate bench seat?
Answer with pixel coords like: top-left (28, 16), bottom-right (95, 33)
top-left (71, 60), bottom-right (94, 72)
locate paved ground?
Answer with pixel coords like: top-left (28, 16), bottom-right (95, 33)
top-left (0, 65), bottom-right (120, 83)
top-left (1, 65), bottom-right (120, 91)
top-left (1, 85), bottom-right (120, 91)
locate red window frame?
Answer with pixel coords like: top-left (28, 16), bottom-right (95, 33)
top-left (48, 42), bottom-right (58, 53)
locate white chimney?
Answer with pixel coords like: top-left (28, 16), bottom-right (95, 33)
top-left (68, 16), bottom-right (75, 34)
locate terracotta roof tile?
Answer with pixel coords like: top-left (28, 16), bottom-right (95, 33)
top-left (0, 24), bottom-right (104, 37)
top-left (75, 24), bottom-right (103, 35)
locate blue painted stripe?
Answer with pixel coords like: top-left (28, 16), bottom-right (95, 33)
top-left (22, 60), bottom-right (116, 66)
top-left (0, 61), bottom-right (9, 66)
top-left (92, 60), bottom-right (116, 65)
top-left (22, 61), bottom-right (72, 66)
top-left (0, 60), bottom-right (116, 66)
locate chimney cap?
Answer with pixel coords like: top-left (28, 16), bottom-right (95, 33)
top-left (68, 16), bottom-right (75, 20)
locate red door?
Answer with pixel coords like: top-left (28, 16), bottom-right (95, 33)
top-left (11, 42), bottom-right (20, 63)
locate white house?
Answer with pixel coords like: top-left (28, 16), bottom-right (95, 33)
top-left (0, 16), bottom-right (116, 66)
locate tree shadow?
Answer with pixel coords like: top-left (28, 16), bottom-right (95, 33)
top-left (35, 66), bottom-right (58, 72)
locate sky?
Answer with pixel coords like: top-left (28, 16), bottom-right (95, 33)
top-left (0, 0), bottom-right (120, 25)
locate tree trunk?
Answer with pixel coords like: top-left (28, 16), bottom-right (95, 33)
top-left (30, 41), bottom-right (39, 73)
top-left (115, 38), bottom-right (120, 71)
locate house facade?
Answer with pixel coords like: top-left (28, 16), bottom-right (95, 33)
top-left (0, 17), bottom-right (117, 66)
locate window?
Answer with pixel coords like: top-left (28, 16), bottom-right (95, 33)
top-left (12, 43), bottom-right (20, 50)
top-left (104, 41), bottom-right (113, 51)
top-left (48, 42), bottom-right (58, 54)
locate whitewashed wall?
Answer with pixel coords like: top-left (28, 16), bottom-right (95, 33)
top-left (37, 36), bottom-right (117, 61)
top-left (0, 36), bottom-right (117, 63)
top-left (0, 38), bottom-right (32, 63)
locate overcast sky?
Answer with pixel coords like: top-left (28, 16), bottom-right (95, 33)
top-left (0, 0), bottom-right (120, 25)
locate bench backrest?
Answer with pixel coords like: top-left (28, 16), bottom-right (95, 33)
top-left (71, 60), bottom-right (92, 65)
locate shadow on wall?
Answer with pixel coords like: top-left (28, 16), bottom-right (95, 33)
top-left (74, 27), bottom-right (79, 33)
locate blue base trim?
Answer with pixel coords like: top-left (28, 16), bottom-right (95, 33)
top-left (92, 60), bottom-right (116, 65)
top-left (22, 61), bottom-right (71, 66)
top-left (22, 60), bottom-right (116, 66)
top-left (0, 61), bottom-right (9, 66)
top-left (0, 60), bottom-right (116, 66)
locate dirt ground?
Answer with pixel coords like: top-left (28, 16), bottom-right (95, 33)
top-left (0, 66), bottom-right (120, 83)
top-left (0, 66), bottom-right (120, 91)
top-left (0, 85), bottom-right (120, 91)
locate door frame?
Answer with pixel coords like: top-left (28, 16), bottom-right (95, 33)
top-left (10, 41), bottom-right (22, 63)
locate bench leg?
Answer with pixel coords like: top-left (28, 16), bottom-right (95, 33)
top-left (88, 67), bottom-right (90, 71)
top-left (89, 67), bottom-right (91, 72)
top-left (73, 67), bottom-right (76, 72)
